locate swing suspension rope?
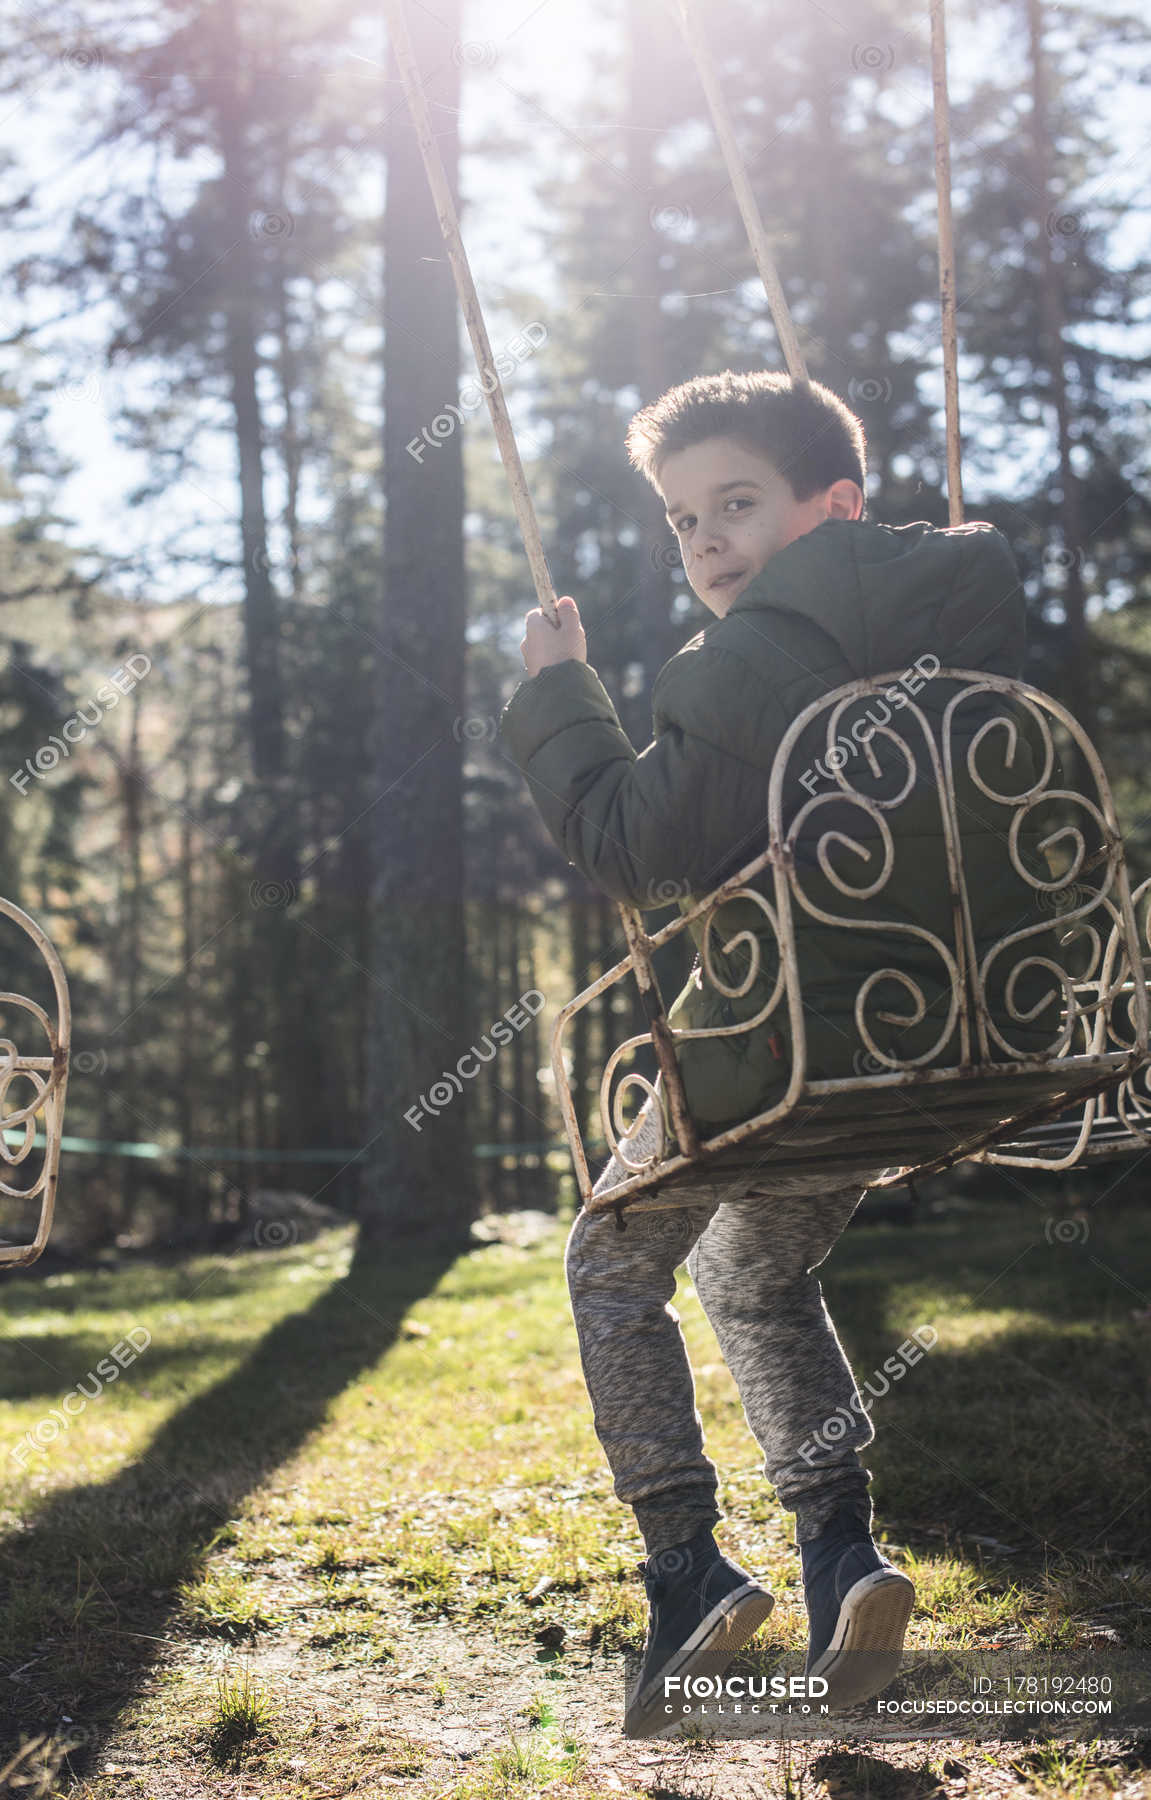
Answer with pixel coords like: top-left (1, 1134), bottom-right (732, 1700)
top-left (384, 0), bottom-right (561, 625)
top-left (671, 0), bottom-right (963, 527)
top-left (669, 0), bottom-right (810, 389)
top-left (929, 0), bottom-right (965, 525)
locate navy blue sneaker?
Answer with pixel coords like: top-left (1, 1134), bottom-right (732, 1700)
top-left (623, 1527), bottom-right (774, 1739)
top-left (801, 1505), bottom-right (915, 1709)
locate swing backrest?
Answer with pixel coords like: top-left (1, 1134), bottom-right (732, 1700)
top-left (551, 669), bottom-right (1151, 1214)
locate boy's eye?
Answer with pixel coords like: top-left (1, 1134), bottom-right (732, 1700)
top-left (672, 496), bottom-right (753, 534)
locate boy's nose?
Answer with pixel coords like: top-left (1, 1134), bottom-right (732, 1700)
top-left (692, 526), bottom-right (728, 561)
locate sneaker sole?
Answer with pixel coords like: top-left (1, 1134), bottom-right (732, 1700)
top-left (623, 1582), bottom-right (775, 1740)
top-left (807, 1569), bottom-right (915, 1709)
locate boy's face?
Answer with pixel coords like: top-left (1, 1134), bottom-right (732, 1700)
top-left (656, 436), bottom-right (863, 618)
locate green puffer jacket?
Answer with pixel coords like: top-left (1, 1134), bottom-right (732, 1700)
top-left (499, 517), bottom-right (1065, 1151)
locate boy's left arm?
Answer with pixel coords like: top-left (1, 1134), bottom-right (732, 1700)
top-left (498, 616), bottom-right (790, 909)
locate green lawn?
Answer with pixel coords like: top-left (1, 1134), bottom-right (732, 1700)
top-left (1, 1185), bottom-right (1150, 1798)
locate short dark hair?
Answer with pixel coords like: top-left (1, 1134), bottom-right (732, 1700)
top-left (625, 369), bottom-right (867, 504)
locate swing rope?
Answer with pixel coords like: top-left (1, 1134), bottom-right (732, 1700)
top-left (929, 0), bottom-right (965, 525)
top-left (383, 0), bottom-right (561, 626)
top-left (670, 0), bottom-right (810, 387)
top-left (671, 0), bottom-right (965, 524)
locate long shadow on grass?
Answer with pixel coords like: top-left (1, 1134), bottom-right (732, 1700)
top-left (0, 1233), bottom-right (463, 1762)
top-left (817, 1203), bottom-right (1151, 1558)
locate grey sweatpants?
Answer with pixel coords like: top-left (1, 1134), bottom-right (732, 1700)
top-left (565, 1094), bottom-right (887, 1555)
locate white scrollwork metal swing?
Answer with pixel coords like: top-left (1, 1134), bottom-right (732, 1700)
top-left (548, 676), bottom-right (1151, 1213)
top-left (0, 897), bottom-right (72, 1269)
top-left (386, 0), bottom-right (1150, 1217)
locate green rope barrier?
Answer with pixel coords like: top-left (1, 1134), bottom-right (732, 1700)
top-left (2, 1130), bottom-right (593, 1163)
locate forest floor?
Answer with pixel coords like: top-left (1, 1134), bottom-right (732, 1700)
top-left (3, 1179), bottom-right (1151, 1800)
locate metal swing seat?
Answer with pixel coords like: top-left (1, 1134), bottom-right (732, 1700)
top-left (547, 674), bottom-right (1151, 1215)
top-left (385, 0), bottom-right (1149, 1217)
top-left (0, 897), bottom-right (72, 1269)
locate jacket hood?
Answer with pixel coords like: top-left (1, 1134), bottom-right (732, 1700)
top-left (705, 516), bottom-right (1025, 682)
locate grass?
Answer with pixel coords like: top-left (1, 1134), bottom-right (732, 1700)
top-left (175, 1565), bottom-right (285, 1638)
top-left (203, 1665), bottom-right (277, 1769)
top-left (0, 1192), bottom-right (1149, 1796)
top-left (456, 1720), bottom-right (591, 1795)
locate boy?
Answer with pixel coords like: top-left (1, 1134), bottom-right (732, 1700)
top-left (498, 370), bottom-right (1050, 1737)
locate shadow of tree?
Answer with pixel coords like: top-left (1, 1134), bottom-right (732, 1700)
top-left (0, 1332), bottom-right (266, 1404)
top-left (813, 1205), bottom-right (1151, 1557)
top-left (0, 1232), bottom-right (463, 1760)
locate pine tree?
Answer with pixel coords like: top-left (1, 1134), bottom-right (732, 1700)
top-left (360, 0), bottom-right (479, 1247)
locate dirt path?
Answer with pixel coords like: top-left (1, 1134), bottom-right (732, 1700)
top-left (48, 1598), bottom-right (1151, 1800)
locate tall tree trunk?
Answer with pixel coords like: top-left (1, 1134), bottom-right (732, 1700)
top-left (319, 808), bottom-right (374, 1213)
top-left (213, 0), bottom-right (290, 805)
top-left (626, 0), bottom-right (679, 720)
top-left (179, 733), bottom-right (200, 1240)
top-left (115, 685), bottom-right (144, 1236)
top-left (481, 898), bottom-right (502, 1214)
top-left (272, 181), bottom-right (304, 607)
top-left (521, 911), bottom-right (551, 1209)
top-left (568, 877), bottom-right (592, 1148)
top-left (212, 0), bottom-right (306, 1183)
top-left (227, 859), bottom-right (255, 1233)
top-left (361, 0), bottom-right (477, 1247)
top-left (1025, 0), bottom-right (1095, 758)
top-left (508, 904), bottom-right (543, 1208)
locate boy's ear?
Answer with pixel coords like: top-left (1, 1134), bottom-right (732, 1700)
top-left (825, 479), bottom-right (864, 520)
